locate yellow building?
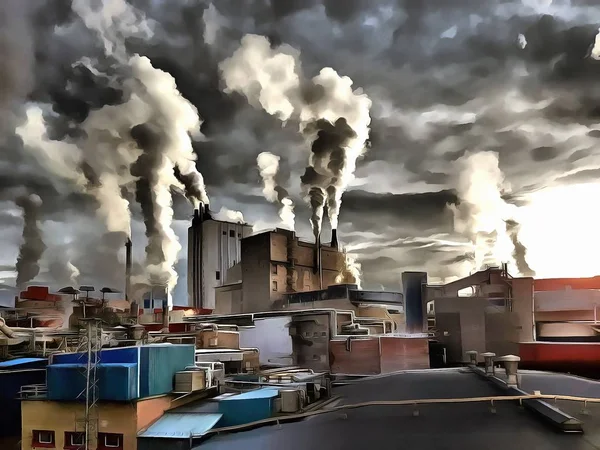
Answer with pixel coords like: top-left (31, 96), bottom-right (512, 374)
top-left (21, 395), bottom-right (172, 450)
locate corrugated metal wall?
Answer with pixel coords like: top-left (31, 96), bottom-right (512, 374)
top-left (139, 345), bottom-right (195, 398)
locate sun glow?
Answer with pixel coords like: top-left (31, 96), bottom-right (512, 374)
top-left (517, 183), bottom-right (600, 278)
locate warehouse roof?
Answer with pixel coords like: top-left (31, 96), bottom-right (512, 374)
top-left (195, 369), bottom-right (596, 450)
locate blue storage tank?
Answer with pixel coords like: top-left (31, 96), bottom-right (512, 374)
top-left (139, 344), bottom-right (195, 397)
top-left (217, 388), bottom-right (279, 427)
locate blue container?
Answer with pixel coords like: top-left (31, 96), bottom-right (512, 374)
top-left (98, 363), bottom-right (138, 401)
top-left (48, 363), bottom-right (139, 401)
top-left (139, 344), bottom-right (195, 397)
top-left (218, 388), bottom-right (279, 427)
top-left (47, 364), bottom-right (86, 400)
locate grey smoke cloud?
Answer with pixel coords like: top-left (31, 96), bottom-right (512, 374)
top-left (15, 194), bottom-right (46, 287)
top-left (0, 0), bottom-right (600, 298)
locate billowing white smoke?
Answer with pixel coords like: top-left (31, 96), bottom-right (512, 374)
top-left (220, 34), bottom-right (371, 238)
top-left (18, 0), bottom-right (209, 299)
top-left (591, 27), bottom-right (600, 60)
top-left (335, 252), bottom-right (363, 289)
top-left (256, 151), bottom-right (295, 230)
top-left (450, 152), bottom-right (519, 272)
top-left (214, 206), bottom-right (245, 224)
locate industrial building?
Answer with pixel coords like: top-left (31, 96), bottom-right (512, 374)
top-left (187, 205), bottom-right (253, 310)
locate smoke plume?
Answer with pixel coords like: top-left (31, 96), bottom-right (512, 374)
top-left (256, 151), bottom-right (295, 230)
top-left (505, 219), bottom-right (536, 277)
top-left (336, 252), bottom-right (362, 289)
top-left (450, 152), bottom-right (520, 272)
top-left (16, 0), bottom-right (211, 297)
top-left (15, 194), bottom-right (46, 287)
top-left (214, 206), bottom-right (245, 224)
top-left (220, 34), bottom-right (371, 240)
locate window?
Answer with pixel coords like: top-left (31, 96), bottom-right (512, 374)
top-left (222, 230), bottom-right (227, 236)
top-left (32, 430), bottom-right (55, 448)
top-left (237, 233), bottom-right (241, 238)
top-left (64, 431), bottom-right (85, 449)
top-left (272, 281), bottom-right (278, 291)
top-left (98, 433), bottom-right (124, 450)
top-left (229, 230), bottom-right (235, 238)
top-left (216, 271), bottom-right (221, 281)
top-left (271, 264), bottom-right (278, 275)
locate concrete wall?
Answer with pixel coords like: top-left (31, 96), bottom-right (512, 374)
top-left (435, 296), bottom-right (521, 362)
top-left (214, 284), bottom-right (243, 315)
top-left (239, 317), bottom-right (294, 366)
top-left (241, 233), bottom-right (272, 313)
top-left (511, 277), bottom-right (534, 342)
top-left (21, 396), bottom-right (171, 450)
top-left (199, 220), bottom-right (252, 309)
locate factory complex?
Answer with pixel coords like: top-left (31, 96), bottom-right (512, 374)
top-left (3, 206), bottom-right (600, 449)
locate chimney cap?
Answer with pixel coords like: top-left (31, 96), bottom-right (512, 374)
top-left (481, 352), bottom-right (496, 357)
top-left (497, 354), bottom-right (520, 362)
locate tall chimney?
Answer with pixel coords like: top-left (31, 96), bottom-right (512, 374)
top-left (125, 238), bottom-right (132, 302)
top-left (331, 229), bottom-right (339, 249)
top-left (162, 297), bottom-right (170, 333)
top-left (313, 233), bottom-right (320, 275)
top-left (188, 204), bottom-right (205, 309)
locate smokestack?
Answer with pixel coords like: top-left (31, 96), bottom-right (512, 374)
top-left (162, 298), bottom-right (169, 333)
top-left (313, 234), bottom-right (320, 275)
top-left (125, 238), bottom-right (132, 302)
top-left (188, 204), bottom-right (205, 309)
top-left (331, 229), bottom-right (338, 249)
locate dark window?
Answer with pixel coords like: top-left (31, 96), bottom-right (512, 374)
top-left (222, 231), bottom-right (227, 236)
top-left (32, 430), bottom-right (55, 448)
top-left (64, 431), bottom-right (85, 449)
top-left (271, 264), bottom-right (278, 275)
top-left (272, 281), bottom-right (278, 291)
top-left (238, 233), bottom-right (241, 238)
top-left (216, 271), bottom-right (221, 281)
top-left (98, 433), bottom-right (124, 450)
top-left (229, 230), bottom-right (235, 238)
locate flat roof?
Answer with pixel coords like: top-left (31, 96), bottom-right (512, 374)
top-left (139, 413), bottom-right (222, 439)
top-left (0, 357), bottom-right (46, 368)
top-left (194, 369), bottom-right (595, 450)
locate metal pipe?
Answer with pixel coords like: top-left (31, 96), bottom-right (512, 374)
top-left (0, 318), bottom-right (15, 338)
top-left (199, 393), bottom-right (594, 437)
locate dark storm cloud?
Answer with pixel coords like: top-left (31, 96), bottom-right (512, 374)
top-left (1, 0), bottom-right (600, 292)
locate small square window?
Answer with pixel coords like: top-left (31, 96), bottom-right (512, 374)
top-left (64, 431), bottom-right (86, 449)
top-left (222, 230), bottom-right (227, 235)
top-left (272, 281), bottom-right (278, 291)
top-left (33, 430), bottom-right (55, 448)
top-left (98, 432), bottom-right (124, 450)
top-left (237, 233), bottom-right (241, 238)
top-left (216, 271), bottom-right (221, 281)
top-left (229, 230), bottom-right (235, 238)
top-left (271, 264), bottom-right (278, 275)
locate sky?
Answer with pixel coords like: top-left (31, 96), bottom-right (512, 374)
top-left (2, 0), bottom-right (600, 305)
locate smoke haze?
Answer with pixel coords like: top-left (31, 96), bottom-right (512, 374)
top-left (2, 0), bottom-right (600, 302)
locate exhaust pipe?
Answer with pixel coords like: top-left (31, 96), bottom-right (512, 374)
top-left (331, 228), bottom-right (338, 249)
